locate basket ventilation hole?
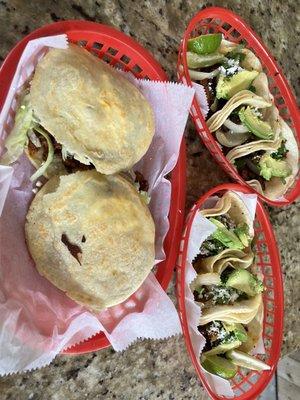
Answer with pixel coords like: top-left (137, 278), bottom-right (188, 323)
top-left (92, 42), bottom-right (103, 50)
top-left (132, 64), bottom-right (143, 74)
top-left (222, 22), bottom-right (232, 31)
top-left (77, 40), bottom-right (87, 47)
top-left (102, 54), bottom-right (112, 64)
top-left (120, 54), bottom-right (131, 64)
top-left (107, 47), bottom-right (118, 56)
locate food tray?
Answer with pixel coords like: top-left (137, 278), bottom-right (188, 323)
top-left (176, 183), bottom-right (283, 399)
top-left (177, 7), bottom-right (300, 206)
top-left (0, 20), bottom-right (186, 354)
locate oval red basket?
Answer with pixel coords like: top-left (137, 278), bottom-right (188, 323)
top-left (0, 20), bottom-right (186, 355)
top-left (177, 7), bottom-right (300, 207)
top-left (176, 183), bottom-right (283, 399)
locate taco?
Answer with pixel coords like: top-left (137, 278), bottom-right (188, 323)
top-left (190, 191), bottom-right (269, 380)
top-left (186, 34), bottom-right (298, 200)
top-left (1, 44), bottom-right (155, 178)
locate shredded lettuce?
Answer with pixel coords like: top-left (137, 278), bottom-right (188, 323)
top-left (1, 95), bottom-right (36, 165)
top-left (139, 190), bottom-right (151, 205)
top-left (30, 126), bottom-right (54, 182)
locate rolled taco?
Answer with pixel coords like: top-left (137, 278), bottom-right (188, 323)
top-left (186, 34), bottom-right (299, 200)
top-left (1, 44), bottom-right (155, 178)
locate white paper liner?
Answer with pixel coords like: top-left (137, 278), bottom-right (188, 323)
top-left (184, 192), bottom-right (261, 397)
top-left (0, 35), bottom-right (207, 375)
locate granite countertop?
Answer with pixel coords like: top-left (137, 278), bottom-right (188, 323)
top-left (0, 0), bottom-right (299, 399)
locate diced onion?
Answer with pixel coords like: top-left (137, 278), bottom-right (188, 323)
top-left (188, 68), bottom-right (220, 81)
top-left (216, 129), bottom-right (250, 147)
top-left (223, 118), bottom-right (249, 133)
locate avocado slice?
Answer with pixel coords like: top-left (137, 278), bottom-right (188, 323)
top-left (187, 51), bottom-right (225, 69)
top-left (201, 355), bottom-right (238, 379)
top-left (216, 70), bottom-right (259, 99)
top-left (204, 339), bottom-right (242, 357)
top-left (209, 218), bottom-right (244, 250)
top-left (225, 269), bottom-right (264, 297)
top-left (223, 323), bottom-right (248, 343)
top-left (239, 106), bottom-right (274, 139)
top-left (234, 223), bottom-right (250, 247)
top-left (258, 154), bottom-right (292, 181)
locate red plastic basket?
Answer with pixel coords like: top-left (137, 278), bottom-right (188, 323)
top-left (177, 7), bottom-right (300, 207)
top-left (176, 183), bottom-right (283, 400)
top-left (0, 20), bottom-right (186, 355)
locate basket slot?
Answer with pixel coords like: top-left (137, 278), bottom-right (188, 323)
top-left (77, 39), bottom-right (88, 47)
top-left (120, 54), bottom-right (131, 64)
top-left (107, 46), bottom-right (118, 56)
top-left (91, 41), bottom-right (103, 50)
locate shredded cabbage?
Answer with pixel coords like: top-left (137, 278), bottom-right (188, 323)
top-left (30, 126), bottom-right (54, 182)
top-left (1, 95), bottom-right (35, 165)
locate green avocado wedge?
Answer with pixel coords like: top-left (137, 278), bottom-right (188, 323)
top-left (225, 269), bottom-right (264, 297)
top-left (223, 323), bottom-right (248, 343)
top-left (216, 70), bottom-right (259, 99)
top-left (201, 354), bottom-right (238, 379)
top-left (209, 218), bottom-right (244, 250)
top-left (239, 106), bottom-right (274, 140)
top-left (258, 154), bottom-right (292, 181)
top-left (187, 33), bottom-right (222, 55)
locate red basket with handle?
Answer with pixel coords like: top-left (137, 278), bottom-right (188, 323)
top-left (177, 7), bottom-right (300, 207)
top-left (0, 20), bottom-right (186, 355)
top-left (176, 183), bottom-right (283, 399)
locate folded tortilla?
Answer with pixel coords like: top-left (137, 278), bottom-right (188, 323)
top-left (30, 44), bottom-right (155, 174)
top-left (199, 249), bottom-right (254, 274)
top-left (201, 191), bottom-right (254, 238)
top-left (199, 294), bottom-right (262, 325)
top-left (25, 170), bottom-right (155, 312)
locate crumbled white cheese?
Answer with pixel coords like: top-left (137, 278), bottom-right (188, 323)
top-left (252, 107), bottom-right (263, 119)
top-left (36, 181), bottom-right (42, 187)
top-left (32, 188), bottom-right (38, 194)
top-left (219, 58), bottom-right (243, 77)
top-left (219, 65), bottom-right (227, 75)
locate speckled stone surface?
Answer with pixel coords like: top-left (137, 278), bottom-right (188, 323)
top-left (0, 0), bottom-right (299, 399)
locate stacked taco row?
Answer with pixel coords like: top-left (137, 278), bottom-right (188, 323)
top-left (191, 192), bottom-right (270, 379)
top-left (187, 33), bottom-right (298, 200)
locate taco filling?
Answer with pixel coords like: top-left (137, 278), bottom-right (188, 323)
top-left (191, 192), bottom-right (270, 380)
top-left (187, 34), bottom-right (298, 200)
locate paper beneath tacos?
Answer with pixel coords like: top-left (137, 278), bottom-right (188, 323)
top-left (199, 294), bottom-right (262, 325)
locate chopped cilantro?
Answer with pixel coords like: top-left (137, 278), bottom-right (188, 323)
top-left (234, 157), bottom-right (247, 170)
top-left (248, 85), bottom-right (256, 93)
top-left (199, 237), bottom-right (226, 257)
top-left (271, 140), bottom-right (288, 160)
top-left (226, 44), bottom-right (246, 62)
